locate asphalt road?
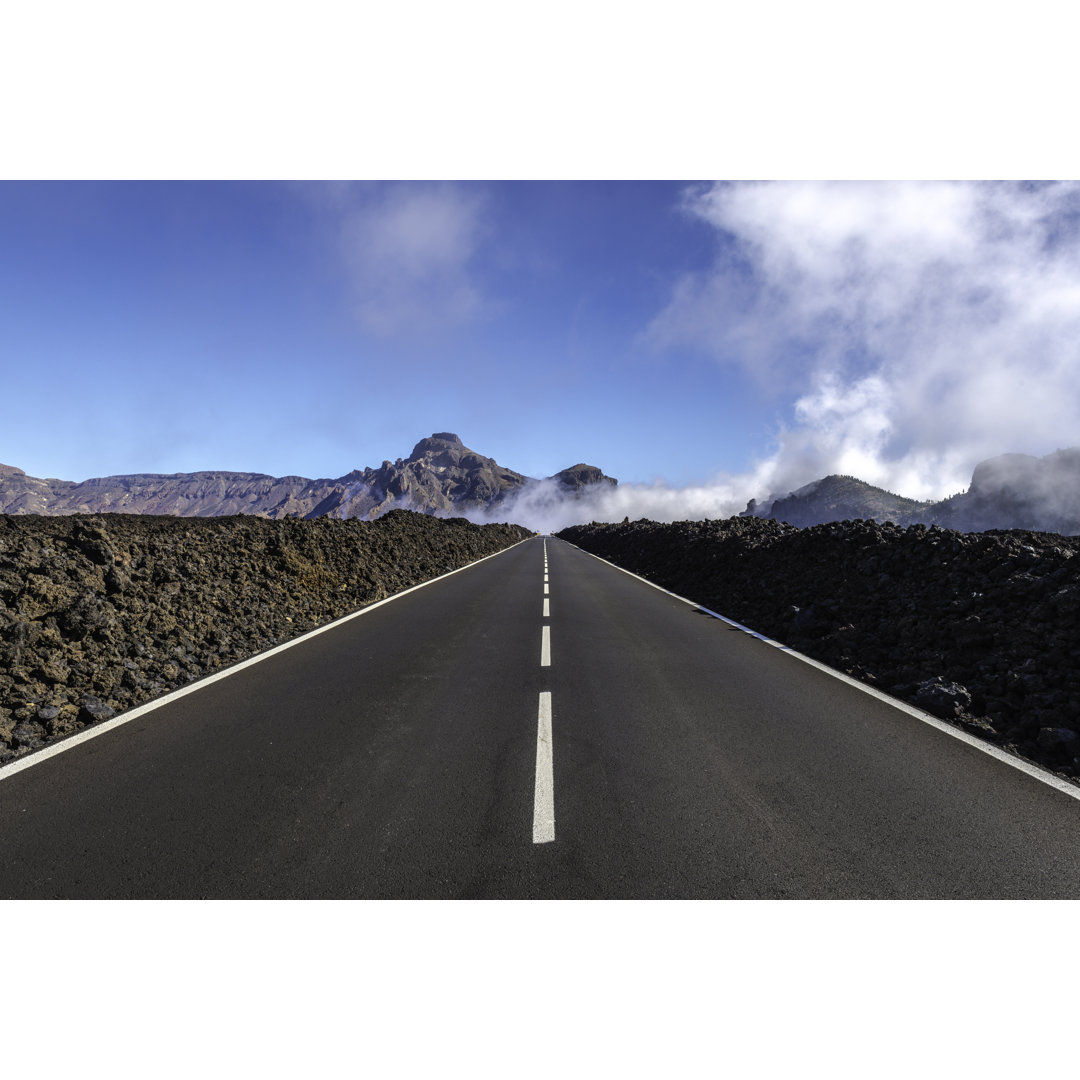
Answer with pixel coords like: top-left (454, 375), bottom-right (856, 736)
top-left (3, 535), bottom-right (1080, 898)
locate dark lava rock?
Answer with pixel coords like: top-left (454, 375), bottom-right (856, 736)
top-left (79, 696), bottom-right (116, 723)
top-left (558, 516), bottom-right (1080, 779)
top-left (12, 722), bottom-right (44, 748)
top-left (1, 510), bottom-right (532, 760)
top-left (1037, 727), bottom-right (1079, 749)
top-left (915, 679), bottom-right (972, 719)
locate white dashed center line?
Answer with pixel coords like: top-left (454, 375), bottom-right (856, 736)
top-left (533, 692), bottom-right (554, 843)
top-left (533, 540), bottom-right (554, 843)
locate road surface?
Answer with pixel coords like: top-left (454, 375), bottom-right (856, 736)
top-left (2, 536), bottom-right (1079, 898)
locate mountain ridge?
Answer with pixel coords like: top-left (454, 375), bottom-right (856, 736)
top-left (0, 433), bottom-right (617, 521)
top-left (742, 448), bottom-right (1080, 534)
top-left (5, 439), bottom-right (1078, 533)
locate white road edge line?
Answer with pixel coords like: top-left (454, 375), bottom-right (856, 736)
top-left (533, 691), bottom-right (555, 843)
top-left (541, 625), bottom-right (551, 667)
top-left (555, 537), bottom-right (1080, 805)
top-left (543, 598), bottom-right (550, 617)
top-left (0, 535), bottom-right (537, 784)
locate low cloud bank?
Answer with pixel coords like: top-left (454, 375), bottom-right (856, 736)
top-left (461, 449), bottom-right (1080, 538)
top-left (459, 475), bottom-right (763, 533)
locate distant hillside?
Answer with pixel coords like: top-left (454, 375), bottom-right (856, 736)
top-left (931, 449), bottom-right (1080, 534)
top-left (0, 433), bottom-right (618, 522)
top-left (742, 449), bottom-right (1080, 534)
top-left (743, 475), bottom-right (931, 529)
top-left (549, 464), bottom-right (619, 494)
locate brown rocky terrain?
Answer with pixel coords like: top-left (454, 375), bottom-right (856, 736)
top-left (0, 510), bottom-right (532, 763)
top-left (558, 516), bottom-right (1080, 779)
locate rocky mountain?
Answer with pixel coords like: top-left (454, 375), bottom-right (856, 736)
top-left (930, 449), bottom-right (1080, 534)
top-left (0, 434), bottom-right (617, 522)
top-left (549, 463), bottom-right (619, 494)
top-left (742, 475), bottom-right (932, 530)
top-left (741, 448), bottom-right (1080, 534)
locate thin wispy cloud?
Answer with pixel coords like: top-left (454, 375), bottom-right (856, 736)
top-left (338, 182), bottom-right (489, 338)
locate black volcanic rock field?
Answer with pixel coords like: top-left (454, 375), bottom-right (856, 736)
top-left (0, 511), bottom-right (531, 763)
top-left (558, 517), bottom-right (1080, 779)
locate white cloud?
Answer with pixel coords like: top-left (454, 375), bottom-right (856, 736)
top-left (647, 181), bottom-right (1080, 501)
top-left (466, 473), bottom-right (772, 534)
top-left (338, 182), bottom-right (488, 337)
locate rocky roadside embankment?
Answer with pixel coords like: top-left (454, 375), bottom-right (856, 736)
top-left (558, 517), bottom-right (1080, 779)
top-left (1, 510), bottom-right (532, 763)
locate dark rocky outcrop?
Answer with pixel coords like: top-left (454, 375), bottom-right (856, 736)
top-left (0, 510), bottom-right (532, 762)
top-left (550, 464), bottom-right (618, 494)
top-left (558, 516), bottom-right (1080, 780)
top-left (362, 432), bottom-right (532, 516)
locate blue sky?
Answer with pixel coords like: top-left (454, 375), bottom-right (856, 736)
top-left (0, 181), bottom-right (764, 485)
top-left (4, 181), bottom-right (1080, 518)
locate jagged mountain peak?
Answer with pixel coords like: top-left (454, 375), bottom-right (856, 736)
top-left (408, 432), bottom-right (466, 461)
